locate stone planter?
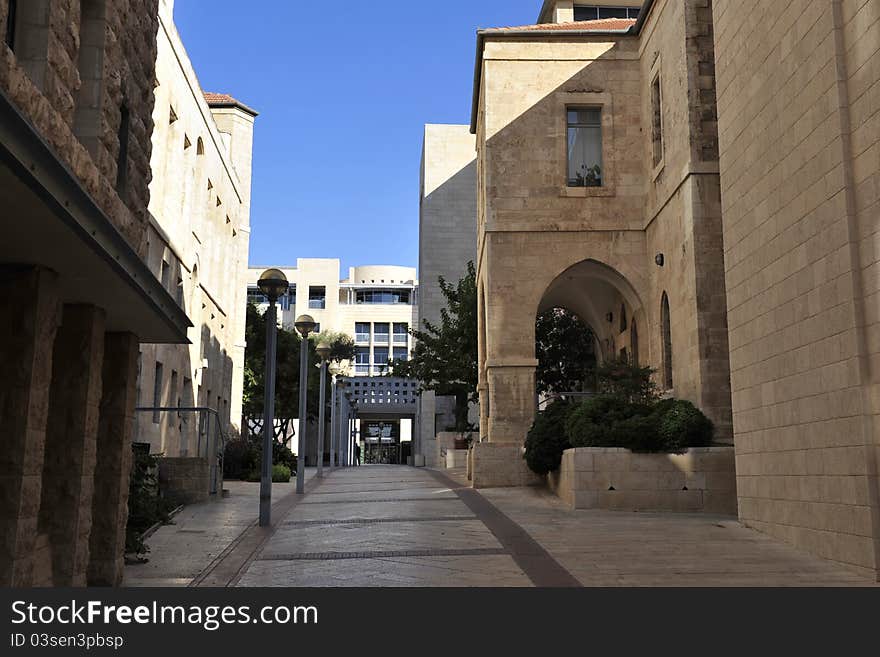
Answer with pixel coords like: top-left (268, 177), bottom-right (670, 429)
top-left (547, 447), bottom-right (737, 514)
top-left (446, 449), bottom-right (469, 469)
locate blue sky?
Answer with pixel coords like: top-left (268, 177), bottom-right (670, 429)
top-left (174, 0), bottom-right (538, 274)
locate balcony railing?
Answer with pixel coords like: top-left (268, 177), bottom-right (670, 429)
top-left (393, 334), bottom-right (407, 344)
top-left (373, 333), bottom-right (389, 344)
top-left (355, 333), bottom-right (370, 343)
top-left (355, 364), bottom-right (370, 374)
top-left (308, 299), bottom-right (326, 310)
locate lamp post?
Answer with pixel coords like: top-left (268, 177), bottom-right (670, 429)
top-left (294, 314), bottom-right (317, 494)
top-left (315, 342), bottom-right (331, 479)
top-left (328, 364), bottom-right (340, 470)
top-left (257, 268), bottom-right (289, 526)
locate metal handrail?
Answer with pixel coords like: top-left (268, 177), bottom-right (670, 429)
top-left (537, 391), bottom-right (597, 409)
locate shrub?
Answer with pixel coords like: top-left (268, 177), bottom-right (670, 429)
top-left (656, 399), bottom-right (714, 452)
top-left (594, 357), bottom-right (658, 404)
top-left (223, 438), bottom-right (258, 480)
top-left (224, 436), bottom-right (297, 480)
top-left (272, 464), bottom-right (291, 482)
top-left (524, 400), bottom-right (574, 474)
top-left (565, 396), bottom-right (653, 448)
top-left (126, 449), bottom-right (174, 557)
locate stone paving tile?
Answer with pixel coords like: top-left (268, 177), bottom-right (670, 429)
top-left (237, 554), bottom-right (531, 587)
top-left (479, 486), bottom-right (875, 587)
top-left (261, 518), bottom-right (499, 556)
top-left (292, 498), bottom-right (473, 522)
top-left (124, 471), bottom-right (314, 587)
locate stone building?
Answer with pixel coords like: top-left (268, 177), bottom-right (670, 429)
top-left (417, 124), bottom-right (478, 465)
top-left (472, 0), bottom-right (731, 486)
top-left (134, 0), bottom-right (256, 502)
top-left (0, 0), bottom-right (190, 586)
top-left (246, 260), bottom-right (418, 462)
top-left (468, 0), bottom-right (880, 578)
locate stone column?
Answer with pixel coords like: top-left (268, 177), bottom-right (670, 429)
top-left (88, 332), bottom-right (138, 587)
top-left (472, 361), bottom-right (541, 488)
top-left (39, 305), bottom-right (106, 586)
top-left (0, 266), bottom-right (60, 587)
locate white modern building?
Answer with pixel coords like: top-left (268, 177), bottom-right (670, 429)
top-left (247, 259), bottom-right (418, 375)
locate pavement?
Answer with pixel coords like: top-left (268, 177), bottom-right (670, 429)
top-left (125, 465), bottom-right (875, 587)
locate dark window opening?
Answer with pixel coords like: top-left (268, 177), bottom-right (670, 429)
top-left (115, 103), bottom-right (130, 195)
top-left (355, 289), bottom-right (411, 305)
top-left (619, 304), bottom-right (628, 333)
top-left (5, 0), bottom-right (18, 51)
top-left (308, 286), bottom-right (326, 309)
top-left (574, 5), bottom-right (640, 21)
top-left (661, 292), bottom-right (673, 390)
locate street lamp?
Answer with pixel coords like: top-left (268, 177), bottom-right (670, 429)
top-left (294, 314), bottom-right (317, 494)
top-left (328, 362), bottom-right (341, 470)
top-left (257, 268), bottom-right (289, 526)
top-left (315, 342), bottom-right (331, 479)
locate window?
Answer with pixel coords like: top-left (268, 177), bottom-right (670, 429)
top-left (115, 103), bottom-right (130, 195)
top-left (152, 362), bottom-right (163, 423)
top-left (373, 347), bottom-right (389, 373)
top-left (393, 347), bottom-right (408, 362)
top-left (373, 323), bottom-right (390, 344)
top-left (619, 304), bottom-right (627, 333)
top-left (355, 289), bottom-right (411, 304)
top-left (630, 321), bottom-right (639, 366)
top-left (313, 323), bottom-right (320, 334)
top-left (247, 286), bottom-right (268, 305)
top-left (308, 286), bottom-right (326, 309)
top-left (355, 347), bottom-right (370, 374)
top-left (393, 323), bottom-right (408, 344)
top-left (160, 259), bottom-right (171, 290)
top-left (567, 108), bottom-right (603, 187)
top-left (651, 73), bottom-right (664, 167)
top-left (5, 0), bottom-right (17, 50)
top-left (170, 370), bottom-right (178, 414)
top-left (574, 5), bottom-right (640, 21)
top-left (355, 322), bottom-right (371, 343)
top-left (661, 292), bottom-right (673, 389)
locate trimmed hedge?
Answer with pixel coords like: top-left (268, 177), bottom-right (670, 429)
top-left (272, 464), bottom-right (291, 483)
top-left (524, 395), bottom-right (715, 474)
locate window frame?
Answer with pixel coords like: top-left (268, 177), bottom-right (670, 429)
top-left (650, 57), bottom-right (665, 178)
top-left (557, 92), bottom-right (615, 198)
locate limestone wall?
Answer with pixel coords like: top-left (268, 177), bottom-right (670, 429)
top-left (547, 446), bottom-right (737, 513)
top-left (0, 0), bottom-right (160, 257)
top-left (713, 0), bottom-right (880, 576)
top-left (135, 0), bottom-right (256, 457)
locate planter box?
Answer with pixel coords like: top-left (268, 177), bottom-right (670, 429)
top-left (547, 447), bottom-right (737, 514)
top-left (446, 449), bottom-right (468, 469)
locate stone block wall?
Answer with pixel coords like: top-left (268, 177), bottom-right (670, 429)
top-left (158, 457), bottom-right (210, 505)
top-left (547, 446), bottom-right (737, 513)
top-left (0, 0), bottom-right (160, 256)
top-left (713, 0), bottom-right (880, 576)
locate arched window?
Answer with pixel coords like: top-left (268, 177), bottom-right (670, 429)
top-left (619, 303), bottom-right (627, 333)
top-left (631, 320), bottom-right (639, 366)
top-left (661, 292), bottom-right (673, 389)
top-left (196, 137), bottom-right (204, 155)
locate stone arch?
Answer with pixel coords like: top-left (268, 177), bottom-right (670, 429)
top-left (536, 259), bottom-right (645, 364)
top-left (661, 291), bottom-right (673, 390)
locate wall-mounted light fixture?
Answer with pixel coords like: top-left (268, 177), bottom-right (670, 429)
top-left (606, 312), bottom-right (614, 323)
top-left (655, 253), bottom-right (665, 267)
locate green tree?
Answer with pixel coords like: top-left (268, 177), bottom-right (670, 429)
top-left (535, 307), bottom-right (596, 396)
top-left (393, 262), bottom-right (478, 432)
top-left (242, 304), bottom-right (354, 441)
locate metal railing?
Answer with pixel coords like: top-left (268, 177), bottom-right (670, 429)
top-left (134, 406), bottom-right (229, 495)
top-left (537, 391), bottom-right (597, 410)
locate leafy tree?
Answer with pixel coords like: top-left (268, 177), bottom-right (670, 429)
top-left (242, 304), bottom-right (354, 441)
top-left (393, 262), bottom-right (478, 432)
top-left (535, 307), bottom-right (596, 396)
top-left (595, 356), bottom-right (658, 405)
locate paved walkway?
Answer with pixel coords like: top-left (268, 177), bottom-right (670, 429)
top-left (126, 465), bottom-right (874, 587)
